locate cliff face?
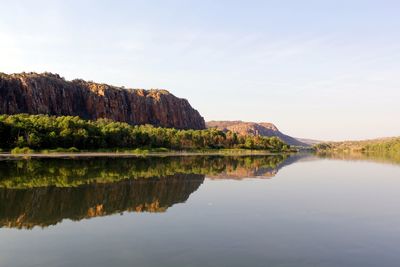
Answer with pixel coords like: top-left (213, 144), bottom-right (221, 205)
top-left (206, 120), bottom-right (309, 147)
top-left (0, 72), bottom-right (205, 129)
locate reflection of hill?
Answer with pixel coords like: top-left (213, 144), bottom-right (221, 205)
top-left (0, 174), bottom-right (204, 229)
top-left (209, 153), bottom-right (317, 179)
top-left (208, 155), bottom-right (288, 179)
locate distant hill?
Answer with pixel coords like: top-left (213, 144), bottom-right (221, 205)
top-left (295, 138), bottom-right (323, 146)
top-left (206, 121), bottom-right (309, 147)
top-left (0, 72), bottom-right (205, 130)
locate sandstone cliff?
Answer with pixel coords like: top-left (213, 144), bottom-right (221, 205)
top-left (206, 120), bottom-right (309, 147)
top-left (0, 72), bottom-right (205, 129)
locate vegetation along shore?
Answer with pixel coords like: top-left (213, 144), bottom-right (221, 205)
top-left (314, 137), bottom-right (400, 154)
top-left (0, 114), bottom-right (292, 154)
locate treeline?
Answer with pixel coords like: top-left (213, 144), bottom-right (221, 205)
top-left (0, 114), bottom-right (290, 151)
top-left (364, 139), bottom-right (400, 153)
top-left (314, 138), bottom-right (400, 154)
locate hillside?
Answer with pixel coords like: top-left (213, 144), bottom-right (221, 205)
top-left (0, 72), bottom-right (205, 129)
top-left (206, 121), bottom-right (309, 147)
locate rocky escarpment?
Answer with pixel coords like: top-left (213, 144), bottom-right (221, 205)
top-left (0, 72), bottom-right (205, 129)
top-left (206, 120), bottom-right (309, 147)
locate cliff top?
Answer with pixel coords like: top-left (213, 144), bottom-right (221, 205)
top-left (0, 72), bottom-right (172, 95)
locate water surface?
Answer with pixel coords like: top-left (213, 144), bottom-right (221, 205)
top-left (0, 153), bottom-right (399, 267)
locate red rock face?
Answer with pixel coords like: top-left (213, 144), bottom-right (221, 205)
top-left (0, 72), bottom-right (205, 129)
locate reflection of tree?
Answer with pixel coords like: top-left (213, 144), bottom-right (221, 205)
top-left (0, 174), bottom-right (204, 229)
top-left (0, 155), bottom-right (288, 188)
top-left (0, 155), bottom-right (292, 229)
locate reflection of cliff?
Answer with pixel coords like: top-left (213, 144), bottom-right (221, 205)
top-left (0, 174), bottom-right (204, 229)
top-left (0, 154), bottom-right (308, 229)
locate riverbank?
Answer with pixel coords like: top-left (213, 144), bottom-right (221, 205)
top-left (0, 114), bottom-right (291, 153)
top-left (0, 148), bottom-right (295, 159)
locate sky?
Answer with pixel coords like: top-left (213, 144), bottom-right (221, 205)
top-left (0, 0), bottom-right (399, 141)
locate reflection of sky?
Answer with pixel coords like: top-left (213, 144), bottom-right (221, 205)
top-left (1, 1), bottom-right (399, 140)
top-left (1, 159), bottom-right (400, 266)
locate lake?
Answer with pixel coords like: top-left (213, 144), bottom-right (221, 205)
top-left (0, 153), bottom-right (399, 267)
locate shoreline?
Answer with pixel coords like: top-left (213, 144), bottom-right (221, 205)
top-left (0, 150), bottom-right (294, 159)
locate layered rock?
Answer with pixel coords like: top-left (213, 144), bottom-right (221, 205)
top-left (206, 120), bottom-right (309, 146)
top-left (0, 72), bottom-right (205, 129)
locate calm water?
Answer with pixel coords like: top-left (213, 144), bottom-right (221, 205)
top-left (0, 153), bottom-right (400, 267)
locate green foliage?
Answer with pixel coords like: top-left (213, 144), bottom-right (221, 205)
top-left (314, 137), bottom-right (400, 154)
top-left (11, 147), bottom-right (34, 154)
top-left (0, 114), bottom-right (290, 152)
top-left (363, 138), bottom-right (400, 153)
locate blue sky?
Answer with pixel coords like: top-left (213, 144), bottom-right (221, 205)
top-left (1, 0), bottom-right (399, 140)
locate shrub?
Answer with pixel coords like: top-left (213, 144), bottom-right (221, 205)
top-left (11, 147), bottom-right (34, 154)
